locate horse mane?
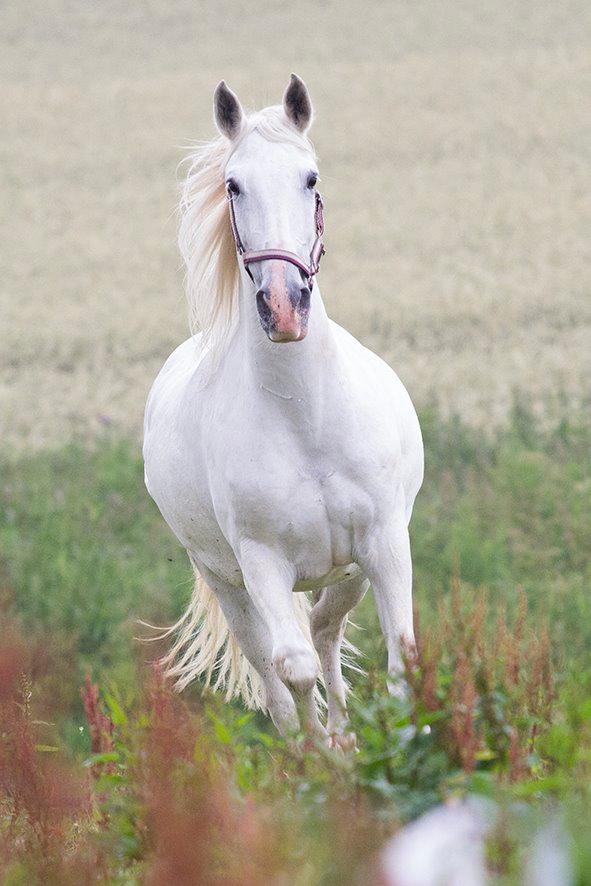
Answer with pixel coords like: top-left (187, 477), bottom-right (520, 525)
top-left (178, 105), bottom-right (316, 372)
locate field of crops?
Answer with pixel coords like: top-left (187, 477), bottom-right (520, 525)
top-left (2, 0), bottom-right (591, 447)
top-left (2, 1), bottom-right (591, 882)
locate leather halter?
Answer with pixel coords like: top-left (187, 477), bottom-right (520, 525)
top-left (226, 185), bottom-right (326, 289)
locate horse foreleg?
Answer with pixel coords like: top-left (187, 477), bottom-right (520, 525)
top-left (358, 520), bottom-right (415, 698)
top-left (240, 543), bottom-right (326, 739)
top-left (195, 561), bottom-right (299, 736)
top-left (310, 574), bottom-right (368, 748)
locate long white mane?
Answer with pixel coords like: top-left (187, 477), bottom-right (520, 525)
top-left (178, 106), bottom-right (315, 368)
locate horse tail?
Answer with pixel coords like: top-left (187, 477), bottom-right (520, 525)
top-left (155, 563), bottom-right (260, 709)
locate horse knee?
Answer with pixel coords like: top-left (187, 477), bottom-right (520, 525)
top-left (273, 643), bottom-right (319, 694)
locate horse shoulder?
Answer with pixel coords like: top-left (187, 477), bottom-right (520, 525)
top-left (143, 335), bottom-right (207, 493)
top-left (144, 336), bottom-right (203, 430)
top-left (329, 321), bottom-right (424, 515)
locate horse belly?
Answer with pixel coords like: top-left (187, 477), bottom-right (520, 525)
top-left (294, 563), bottom-right (361, 592)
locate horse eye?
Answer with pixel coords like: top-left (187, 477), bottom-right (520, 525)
top-left (226, 179), bottom-right (240, 196)
top-left (307, 173), bottom-right (318, 189)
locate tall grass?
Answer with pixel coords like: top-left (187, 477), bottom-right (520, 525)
top-left (1, 406), bottom-right (591, 880)
top-left (1, 584), bottom-right (590, 882)
top-left (2, 404), bottom-right (589, 690)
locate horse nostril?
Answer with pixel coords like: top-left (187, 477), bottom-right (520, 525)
top-left (256, 289), bottom-right (273, 327)
top-left (299, 287), bottom-right (311, 312)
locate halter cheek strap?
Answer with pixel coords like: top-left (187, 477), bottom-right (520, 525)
top-left (227, 186), bottom-right (326, 289)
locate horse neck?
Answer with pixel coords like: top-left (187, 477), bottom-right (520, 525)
top-left (236, 273), bottom-right (335, 401)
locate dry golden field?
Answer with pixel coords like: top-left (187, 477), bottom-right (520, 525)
top-left (2, 1), bottom-right (590, 448)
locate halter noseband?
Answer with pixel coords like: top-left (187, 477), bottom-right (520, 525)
top-left (226, 185), bottom-right (326, 290)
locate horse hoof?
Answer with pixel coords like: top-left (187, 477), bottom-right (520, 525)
top-left (387, 675), bottom-right (410, 701)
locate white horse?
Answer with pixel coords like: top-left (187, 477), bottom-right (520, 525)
top-left (143, 75), bottom-right (423, 746)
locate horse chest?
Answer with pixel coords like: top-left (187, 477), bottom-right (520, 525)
top-left (214, 424), bottom-right (392, 575)
top-left (145, 326), bottom-right (415, 591)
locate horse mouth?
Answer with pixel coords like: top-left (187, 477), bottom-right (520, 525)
top-left (268, 327), bottom-right (308, 343)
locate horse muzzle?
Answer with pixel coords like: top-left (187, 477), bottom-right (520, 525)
top-left (255, 265), bottom-right (311, 342)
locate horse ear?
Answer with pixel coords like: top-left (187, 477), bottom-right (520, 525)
top-left (283, 73), bottom-right (313, 133)
top-left (213, 81), bottom-right (244, 140)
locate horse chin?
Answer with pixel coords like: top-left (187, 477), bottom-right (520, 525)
top-left (267, 323), bottom-right (308, 343)
top-left (268, 329), bottom-right (307, 343)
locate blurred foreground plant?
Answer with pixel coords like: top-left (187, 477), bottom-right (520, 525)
top-left (0, 624), bottom-right (98, 883)
top-left (404, 578), bottom-right (555, 780)
top-left (0, 585), bottom-right (589, 884)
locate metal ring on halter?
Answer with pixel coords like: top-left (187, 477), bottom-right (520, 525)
top-left (226, 186), bottom-right (326, 289)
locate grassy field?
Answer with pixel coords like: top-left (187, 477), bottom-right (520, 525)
top-left (2, 1), bottom-right (591, 446)
top-left (2, 408), bottom-right (591, 880)
top-left (2, 1), bottom-right (591, 882)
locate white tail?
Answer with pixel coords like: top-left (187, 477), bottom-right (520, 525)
top-left (158, 562), bottom-right (330, 712)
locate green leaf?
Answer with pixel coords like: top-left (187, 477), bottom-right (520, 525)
top-left (95, 772), bottom-right (127, 789)
top-left (510, 774), bottom-right (564, 797)
top-left (474, 748), bottom-right (497, 761)
top-left (104, 692), bottom-right (127, 726)
top-left (83, 751), bottom-right (120, 767)
top-left (211, 716), bottom-right (232, 744)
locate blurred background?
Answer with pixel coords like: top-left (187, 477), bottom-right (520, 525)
top-left (2, 4), bottom-right (591, 880)
top-left (3, 0), bottom-right (590, 447)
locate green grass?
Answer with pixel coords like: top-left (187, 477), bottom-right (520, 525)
top-left (2, 403), bottom-right (591, 730)
top-left (1, 405), bottom-right (591, 881)
top-left (0, 439), bottom-right (190, 687)
top-left (412, 403), bottom-right (591, 652)
top-left (2, 403), bottom-right (589, 688)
